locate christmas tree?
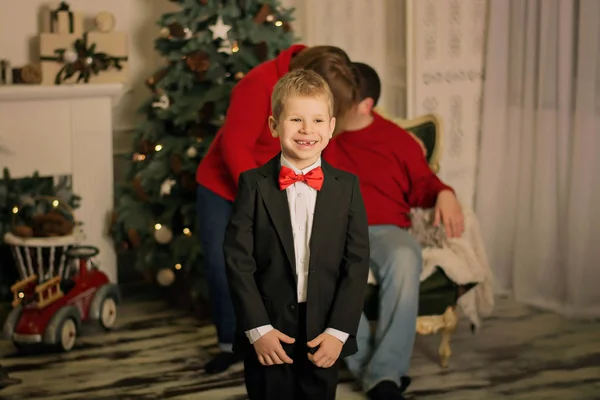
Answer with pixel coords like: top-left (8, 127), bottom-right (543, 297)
top-left (111, 0), bottom-right (295, 304)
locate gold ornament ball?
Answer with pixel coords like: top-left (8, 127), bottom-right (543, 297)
top-left (156, 268), bottom-right (176, 286)
top-left (154, 225), bottom-right (173, 244)
top-left (160, 27), bottom-right (170, 38)
top-left (235, 71), bottom-right (245, 80)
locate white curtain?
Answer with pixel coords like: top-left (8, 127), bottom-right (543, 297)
top-left (475, 0), bottom-right (600, 318)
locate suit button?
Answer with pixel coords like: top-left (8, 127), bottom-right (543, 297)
top-left (288, 304), bottom-right (296, 311)
top-left (310, 269), bottom-right (316, 274)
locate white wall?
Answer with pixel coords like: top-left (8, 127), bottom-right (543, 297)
top-left (0, 0), bottom-right (179, 151)
top-left (407, 0), bottom-right (487, 208)
top-left (282, 0), bottom-right (407, 116)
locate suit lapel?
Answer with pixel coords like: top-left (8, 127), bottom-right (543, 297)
top-left (257, 156), bottom-right (297, 275)
top-left (309, 162), bottom-right (345, 264)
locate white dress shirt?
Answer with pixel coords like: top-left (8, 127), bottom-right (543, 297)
top-left (245, 155), bottom-right (349, 345)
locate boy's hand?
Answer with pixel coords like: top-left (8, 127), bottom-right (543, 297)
top-left (253, 329), bottom-right (295, 366)
top-left (307, 333), bottom-right (343, 368)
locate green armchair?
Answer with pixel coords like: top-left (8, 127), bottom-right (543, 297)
top-left (363, 113), bottom-right (477, 368)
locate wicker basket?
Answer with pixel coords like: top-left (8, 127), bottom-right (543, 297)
top-left (3, 196), bottom-right (83, 283)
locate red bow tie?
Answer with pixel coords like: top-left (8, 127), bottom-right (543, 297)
top-left (279, 165), bottom-right (324, 191)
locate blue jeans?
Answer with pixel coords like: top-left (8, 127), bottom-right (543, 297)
top-left (345, 225), bottom-right (422, 392)
top-left (196, 185), bottom-right (236, 350)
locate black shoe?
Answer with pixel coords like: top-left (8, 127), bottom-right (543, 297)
top-left (399, 376), bottom-right (412, 393)
top-left (367, 380), bottom-right (405, 400)
top-left (204, 351), bottom-right (241, 374)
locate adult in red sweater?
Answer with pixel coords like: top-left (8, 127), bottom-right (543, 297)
top-left (322, 63), bottom-right (464, 400)
top-left (195, 44), bottom-right (360, 373)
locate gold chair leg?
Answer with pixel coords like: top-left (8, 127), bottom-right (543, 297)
top-left (438, 306), bottom-right (458, 368)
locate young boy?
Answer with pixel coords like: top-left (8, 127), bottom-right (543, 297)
top-left (224, 69), bottom-right (370, 400)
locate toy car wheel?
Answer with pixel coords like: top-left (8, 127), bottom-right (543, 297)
top-left (99, 296), bottom-right (117, 330)
top-left (58, 318), bottom-right (77, 352)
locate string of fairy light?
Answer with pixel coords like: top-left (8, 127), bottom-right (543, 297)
top-left (11, 199), bottom-right (61, 216)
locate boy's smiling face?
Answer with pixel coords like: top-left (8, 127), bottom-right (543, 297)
top-left (269, 94), bottom-right (336, 170)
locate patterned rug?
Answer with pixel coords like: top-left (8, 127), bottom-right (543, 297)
top-left (0, 288), bottom-right (599, 399)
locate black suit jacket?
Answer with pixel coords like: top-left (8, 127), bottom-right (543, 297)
top-left (224, 155), bottom-right (370, 358)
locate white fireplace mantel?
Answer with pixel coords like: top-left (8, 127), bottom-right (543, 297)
top-left (0, 83), bottom-right (123, 283)
top-left (0, 83), bottom-right (124, 102)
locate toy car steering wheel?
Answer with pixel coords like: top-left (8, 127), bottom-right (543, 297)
top-left (66, 245), bottom-right (99, 259)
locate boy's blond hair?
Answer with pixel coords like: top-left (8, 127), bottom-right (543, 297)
top-left (271, 69), bottom-right (334, 122)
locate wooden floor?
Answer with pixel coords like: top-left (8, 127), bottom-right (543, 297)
top-left (1, 287), bottom-right (599, 399)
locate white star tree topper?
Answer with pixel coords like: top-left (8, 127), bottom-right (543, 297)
top-left (209, 15), bottom-right (231, 41)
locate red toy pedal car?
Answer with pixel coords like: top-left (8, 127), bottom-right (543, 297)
top-left (3, 245), bottom-right (121, 352)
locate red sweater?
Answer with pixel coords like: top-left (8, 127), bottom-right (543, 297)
top-left (196, 44), bottom-right (307, 201)
top-left (322, 113), bottom-right (453, 228)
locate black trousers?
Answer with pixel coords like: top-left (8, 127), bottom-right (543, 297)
top-left (244, 303), bottom-right (340, 400)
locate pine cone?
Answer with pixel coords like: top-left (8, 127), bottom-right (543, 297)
top-left (127, 229), bottom-right (142, 248)
top-left (12, 225), bottom-right (34, 238)
top-left (132, 175), bottom-right (150, 202)
top-left (170, 154), bottom-right (183, 175)
top-left (167, 23), bottom-right (186, 39)
top-left (254, 4), bottom-right (272, 24)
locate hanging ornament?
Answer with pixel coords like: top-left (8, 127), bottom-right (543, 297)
top-left (186, 146), bottom-right (198, 158)
top-left (218, 39), bottom-right (232, 55)
top-left (235, 71), bottom-right (245, 80)
top-left (154, 224), bottom-right (173, 244)
top-left (188, 124), bottom-right (205, 139)
top-left (152, 93), bottom-right (170, 109)
top-left (160, 178), bottom-right (177, 196)
top-left (132, 153), bottom-right (146, 162)
top-left (180, 173), bottom-right (196, 192)
top-left (185, 51), bottom-right (210, 80)
top-left (157, 268), bottom-right (176, 286)
top-left (231, 41), bottom-right (240, 53)
top-left (138, 139), bottom-right (153, 154)
top-left (199, 102), bottom-right (215, 123)
top-left (127, 228), bottom-right (142, 248)
top-left (170, 154), bottom-right (183, 174)
top-left (132, 174), bottom-right (150, 202)
top-left (255, 41), bottom-right (268, 62)
top-left (167, 22), bottom-right (189, 39)
top-left (160, 27), bottom-right (170, 38)
top-left (209, 16), bottom-right (231, 40)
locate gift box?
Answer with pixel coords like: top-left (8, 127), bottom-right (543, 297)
top-left (39, 33), bottom-right (78, 85)
top-left (39, 32), bottom-right (128, 85)
top-left (43, 1), bottom-right (84, 35)
top-left (85, 31), bottom-right (129, 84)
